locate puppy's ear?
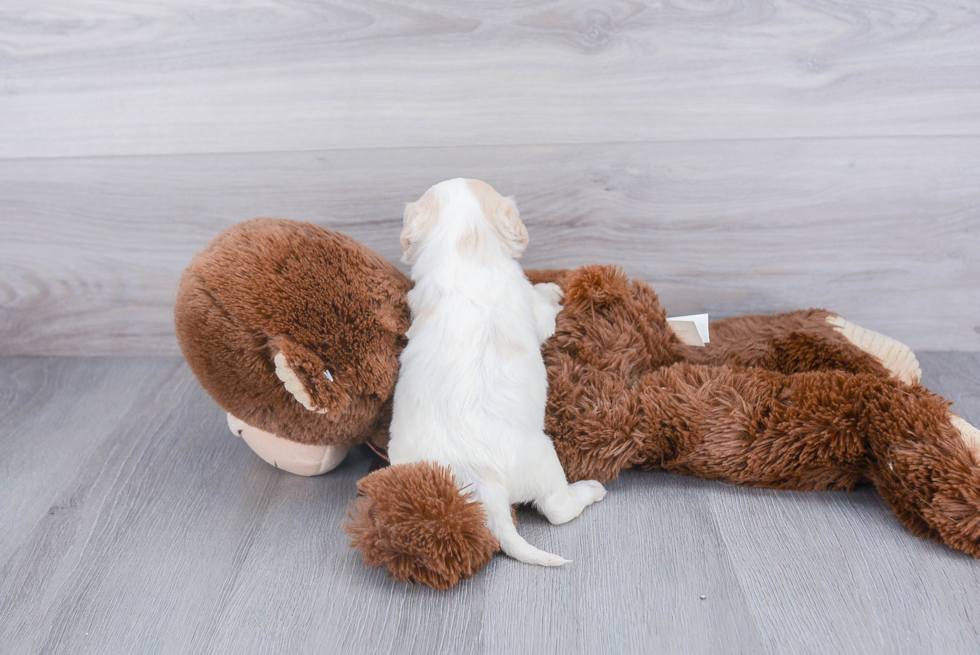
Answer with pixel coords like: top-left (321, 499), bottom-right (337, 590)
top-left (399, 203), bottom-right (419, 254)
top-left (490, 196), bottom-right (528, 258)
top-left (400, 190), bottom-right (439, 264)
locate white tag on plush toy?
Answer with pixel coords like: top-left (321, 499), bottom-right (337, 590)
top-left (666, 313), bottom-right (710, 347)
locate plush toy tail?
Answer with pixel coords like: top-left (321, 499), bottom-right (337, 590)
top-left (478, 484), bottom-right (571, 567)
top-left (344, 462), bottom-right (499, 590)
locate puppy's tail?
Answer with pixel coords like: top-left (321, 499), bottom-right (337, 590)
top-left (479, 484), bottom-right (570, 567)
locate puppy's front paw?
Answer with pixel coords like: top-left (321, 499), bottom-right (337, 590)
top-left (535, 282), bottom-right (564, 308)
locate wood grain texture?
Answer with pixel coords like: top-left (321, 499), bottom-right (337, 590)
top-left (1, 354), bottom-right (979, 654)
top-left (2, 138), bottom-right (978, 355)
top-left (2, 0), bottom-right (980, 158)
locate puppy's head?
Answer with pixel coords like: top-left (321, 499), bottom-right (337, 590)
top-left (400, 179), bottom-right (528, 265)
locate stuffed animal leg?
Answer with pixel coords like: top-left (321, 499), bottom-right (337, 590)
top-left (557, 360), bottom-right (980, 556)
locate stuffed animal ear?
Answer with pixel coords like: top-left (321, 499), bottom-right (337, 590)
top-left (400, 190), bottom-right (440, 264)
top-left (270, 336), bottom-right (352, 417)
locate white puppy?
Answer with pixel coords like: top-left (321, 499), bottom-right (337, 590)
top-left (387, 178), bottom-right (606, 567)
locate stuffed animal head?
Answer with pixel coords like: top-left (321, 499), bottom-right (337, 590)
top-left (175, 218), bottom-right (412, 451)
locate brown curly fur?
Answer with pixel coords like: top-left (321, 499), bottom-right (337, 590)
top-left (174, 220), bottom-right (980, 589)
top-left (344, 462), bottom-right (499, 590)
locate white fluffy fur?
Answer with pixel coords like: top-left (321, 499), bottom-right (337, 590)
top-left (387, 178), bottom-right (606, 567)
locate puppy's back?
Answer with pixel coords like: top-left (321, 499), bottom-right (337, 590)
top-left (390, 181), bottom-right (546, 462)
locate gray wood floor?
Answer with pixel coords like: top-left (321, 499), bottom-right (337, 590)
top-left (2, 0), bottom-right (979, 356)
top-left (2, 352), bottom-right (979, 654)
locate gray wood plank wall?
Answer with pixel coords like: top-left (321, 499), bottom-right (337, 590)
top-left (2, 0), bottom-right (979, 355)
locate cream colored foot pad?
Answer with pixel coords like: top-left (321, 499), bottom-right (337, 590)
top-left (953, 416), bottom-right (980, 464)
top-left (826, 315), bottom-right (921, 384)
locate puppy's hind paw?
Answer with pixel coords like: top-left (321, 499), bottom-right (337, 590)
top-left (534, 282), bottom-right (564, 308)
top-left (572, 479), bottom-right (607, 504)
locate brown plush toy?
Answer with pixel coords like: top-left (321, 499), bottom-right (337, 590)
top-left (175, 216), bottom-right (980, 591)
